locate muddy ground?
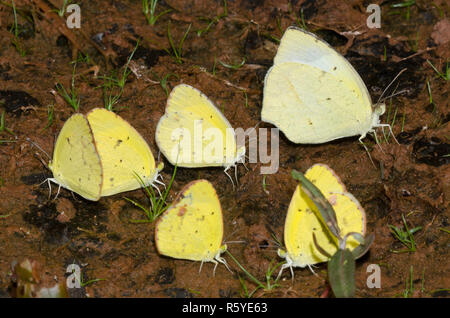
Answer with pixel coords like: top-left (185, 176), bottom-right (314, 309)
top-left (0, 0), bottom-right (449, 298)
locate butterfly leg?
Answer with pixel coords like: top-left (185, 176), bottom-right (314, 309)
top-left (358, 136), bottom-right (376, 168)
top-left (224, 166), bottom-right (236, 190)
top-left (276, 265), bottom-right (285, 282)
top-left (53, 184), bottom-right (62, 201)
top-left (40, 177), bottom-right (56, 200)
top-left (71, 191), bottom-right (78, 201)
top-left (211, 259), bottom-right (219, 276)
top-left (276, 260), bottom-right (294, 282)
top-left (307, 264), bottom-right (319, 277)
top-left (45, 178), bottom-right (61, 201)
top-left (199, 260), bottom-right (204, 274)
top-left (45, 178), bottom-right (52, 200)
top-left (154, 174), bottom-right (166, 190)
top-left (289, 265), bottom-right (295, 282)
top-left (371, 129), bottom-right (385, 154)
top-left (216, 256), bottom-right (232, 273)
top-left (151, 182), bottom-right (162, 197)
top-left (376, 123), bottom-right (399, 144)
top-left (242, 159), bottom-right (249, 172)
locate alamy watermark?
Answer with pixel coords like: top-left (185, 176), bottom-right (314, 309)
top-left (367, 4), bottom-right (381, 29)
top-left (66, 263), bottom-right (81, 288)
top-left (66, 4), bottom-right (81, 29)
top-left (169, 121), bottom-right (279, 174)
top-left (366, 264), bottom-right (381, 289)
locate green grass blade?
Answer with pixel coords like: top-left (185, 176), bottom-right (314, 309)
top-left (291, 169), bottom-right (341, 240)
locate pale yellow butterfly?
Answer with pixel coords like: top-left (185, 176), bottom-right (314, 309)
top-left (155, 84), bottom-right (245, 186)
top-left (155, 179), bottom-right (228, 274)
top-left (48, 108), bottom-right (162, 200)
top-left (262, 26), bottom-right (394, 145)
top-left (277, 164), bottom-right (366, 278)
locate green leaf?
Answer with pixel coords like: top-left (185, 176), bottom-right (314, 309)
top-left (328, 249), bottom-right (355, 298)
top-left (351, 232), bottom-right (375, 259)
top-left (291, 169), bottom-right (340, 239)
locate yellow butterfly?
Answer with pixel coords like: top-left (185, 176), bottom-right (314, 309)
top-left (155, 84), bottom-right (245, 186)
top-left (277, 164), bottom-right (366, 278)
top-left (262, 26), bottom-right (394, 145)
top-left (155, 179), bottom-right (228, 273)
top-left (48, 108), bottom-right (163, 201)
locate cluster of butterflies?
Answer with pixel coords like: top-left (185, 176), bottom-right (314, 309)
top-left (46, 27), bottom-right (381, 276)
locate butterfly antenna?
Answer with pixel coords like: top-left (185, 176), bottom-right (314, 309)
top-left (26, 138), bottom-right (51, 161)
top-left (222, 228), bottom-right (241, 243)
top-left (376, 68), bottom-right (407, 105)
top-left (382, 89), bottom-right (409, 101)
top-left (223, 240), bottom-right (246, 245)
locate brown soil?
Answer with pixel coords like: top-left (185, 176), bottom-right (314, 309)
top-left (0, 0), bottom-right (449, 298)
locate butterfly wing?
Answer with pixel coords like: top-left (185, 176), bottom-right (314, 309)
top-left (263, 61), bottom-right (373, 143)
top-left (87, 108), bottom-right (159, 197)
top-left (49, 113), bottom-right (102, 201)
top-left (273, 26), bottom-right (372, 106)
top-left (156, 84), bottom-right (239, 167)
top-left (284, 184), bottom-right (321, 267)
top-left (155, 179), bottom-right (224, 262)
top-left (304, 163), bottom-right (346, 195)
